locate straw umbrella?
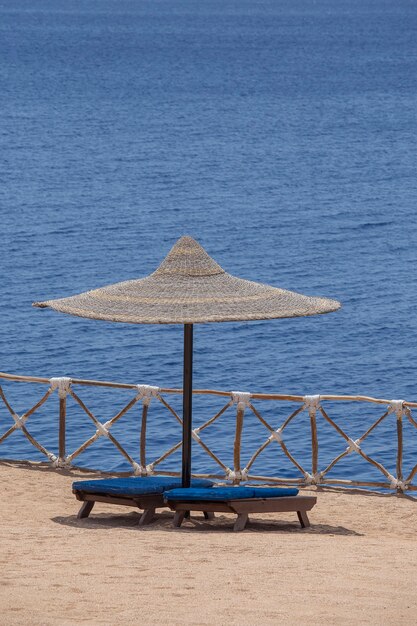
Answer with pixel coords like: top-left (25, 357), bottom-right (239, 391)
top-left (33, 236), bottom-right (341, 486)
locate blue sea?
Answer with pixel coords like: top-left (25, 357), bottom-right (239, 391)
top-left (1, 0), bottom-right (417, 485)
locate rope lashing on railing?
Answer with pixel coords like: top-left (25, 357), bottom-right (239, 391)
top-left (131, 461), bottom-right (156, 476)
top-left (11, 413), bottom-right (28, 430)
top-left (304, 471), bottom-right (323, 485)
top-left (47, 452), bottom-right (70, 468)
top-left (225, 468), bottom-right (249, 482)
top-left (346, 438), bottom-right (362, 454)
top-left (388, 399), bottom-right (405, 418)
top-left (268, 428), bottom-right (283, 443)
top-left (230, 391), bottom-right (252, 410)
top-left (136, 385), bottom-right (160, 406)
top-left (49, 377), bottom-right (72, 398)
top-left (95, 421), bottom-right (113, 439)
top-left (386, 473), bottom-right (409, 491)
top-left (192, 428), bottom-right (201, 443)
top-left (303, 394), bottom-right (321, 414)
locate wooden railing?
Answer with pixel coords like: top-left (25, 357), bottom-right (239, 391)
top-left (1, 371), bottom-right (417, 494)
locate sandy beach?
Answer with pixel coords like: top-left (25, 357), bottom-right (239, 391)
top-left (0, 462), bottom-right (416, 625)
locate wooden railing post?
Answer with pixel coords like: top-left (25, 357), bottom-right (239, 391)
top-left (59, 395), bottom-right (66, 462)
top-left (135, 385), bottom-right (160, 474)
top-left (140, 403), bottom-right (148, 471)
top-left (311, 421), bottom-right (318, 477)
top-left (231, 392), bottom-right (251, 484)
top-left (305, 396), bottom-right (320, 481)
top-left (49, 377), bottom-right (72, 467)
top-left (395, 404), bottom-right (404, 486)
top-left (233, 406), bottom-right (244, 482)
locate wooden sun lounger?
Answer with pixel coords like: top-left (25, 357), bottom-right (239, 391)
top-left (71, 477), bottom-right (214, 526)
top-left (164, 488), bottom-right (317, 531)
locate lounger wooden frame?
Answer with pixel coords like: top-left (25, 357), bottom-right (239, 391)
top-left (73, 489), bottom-right (214, 525)
top-left (167, 495), bottom-right (317, 531)
top-left (73, 489), bottom-right (166, 525)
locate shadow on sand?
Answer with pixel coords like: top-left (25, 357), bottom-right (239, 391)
top-left (52, 510), bottom-right (362, 536)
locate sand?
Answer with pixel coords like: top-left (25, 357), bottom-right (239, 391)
top-left (1, 462), bottom-right (416, 625)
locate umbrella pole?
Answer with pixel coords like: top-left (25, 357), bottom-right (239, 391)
top-left (182, 323), bottom-right (193, 488)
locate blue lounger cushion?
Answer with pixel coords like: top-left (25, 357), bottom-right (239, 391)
top-left (164, 486), bottom-right (299, 502)
top-left (72, 476), bottom-right (214, 496)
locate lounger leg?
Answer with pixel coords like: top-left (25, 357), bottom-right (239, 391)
top-left (138, 508), bottom-right (155, 526)
top-left (233, 513), bottom-right (249, 532)
top-left (173, 511), bottom-right (186, 528)
top-left (203, 511), bottom-right (215, 520)
top-left (77, 501), bottom-right (95, 519)
top-left (297, 510), bottom-right (310, 528)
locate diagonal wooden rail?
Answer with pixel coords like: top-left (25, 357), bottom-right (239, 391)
top-left (0, 371), bottom-right (416, 494)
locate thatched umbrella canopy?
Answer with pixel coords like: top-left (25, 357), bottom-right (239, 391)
top-left (34, 236), bottom-right (341, 484)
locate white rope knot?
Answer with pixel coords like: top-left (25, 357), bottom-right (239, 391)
top-left (389, 400), bottom-right (405, 419)
top-left (132, 462), bottom-right (146, 476)
top-left (226, 468), bottom-right (248, 482)
top-left (268, 428), bottom-right (283, 444)
top-left (346, 438), bottom-right (361, 454)
top-left (51, 456), bottom-right (70, 469)
top-left (304, 472), bottom-right (314, 485)
top-left (12, 413), bottom-right (28, 430)
top-left (304, 395), bottom-right (321, 415)
top-left (95, 421), bottom-right (112, 438)
top-left (231, 391), bottom-right (251, 412)
top-left (386, 474), bottom-right (408, 491)
top-left (304, 471), bottom-right (323, 485)
top-left (136, 385), bottom-right (160, 406)
top-left (145, 463), bottom-right (155, 475)
top-left (192, 428), bottom-right (201, 443)
top-left (313, 472), bottom-right (323, 484)
top-left (49, 377), bottom-right (72, 399)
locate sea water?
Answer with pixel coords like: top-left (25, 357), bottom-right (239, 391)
top-left (1, 0), bottom-right (417, 482)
